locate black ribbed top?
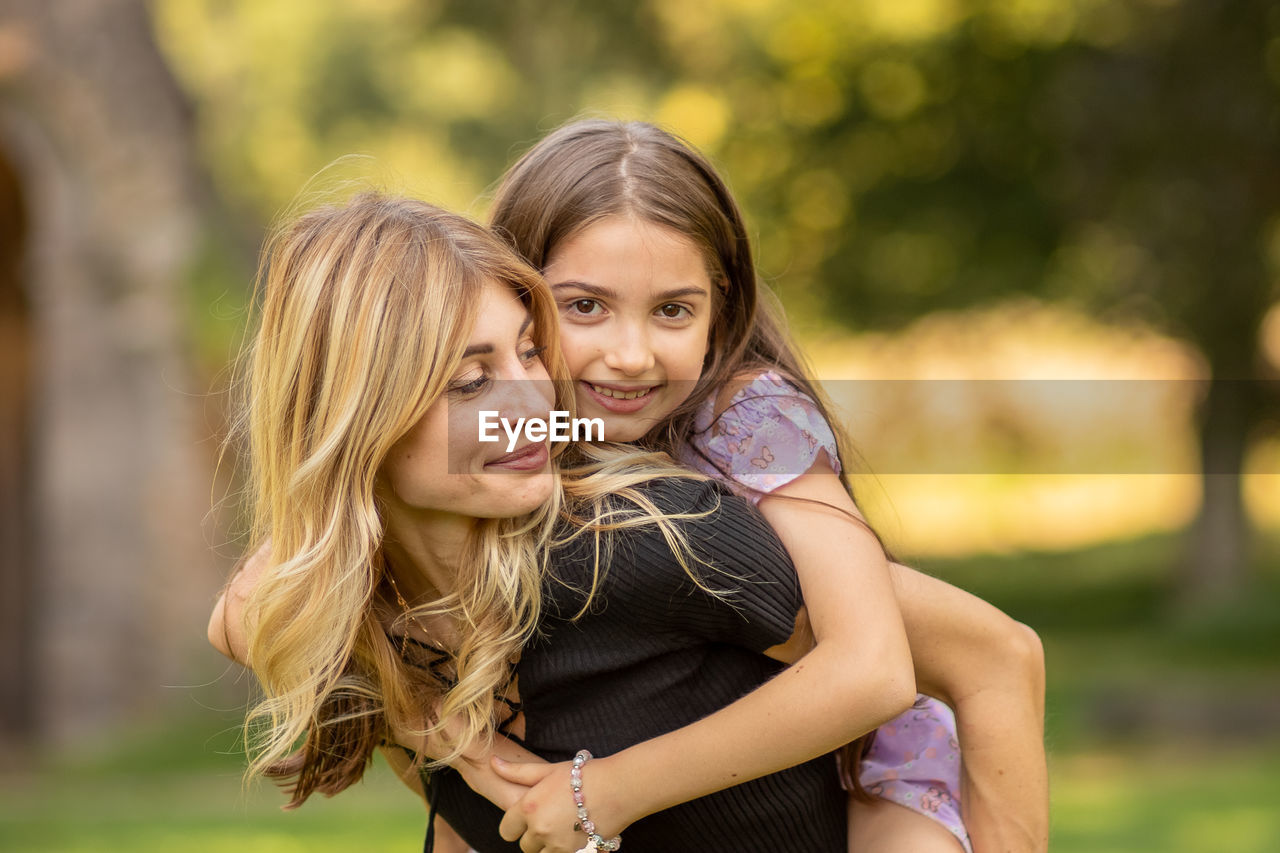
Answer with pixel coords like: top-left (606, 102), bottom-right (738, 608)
top-left (430, 477), bottom-right (846, 852)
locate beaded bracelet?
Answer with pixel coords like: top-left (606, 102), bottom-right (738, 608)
top-left (570, 749), bottom-right (621, 852)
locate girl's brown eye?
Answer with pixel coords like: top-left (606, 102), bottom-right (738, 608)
top-left (659, 303), bottom-right (688, 319)
top-left (569, 299), bottom-right (600, 315)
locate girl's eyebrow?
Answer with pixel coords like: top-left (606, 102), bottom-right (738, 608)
top-left (655, 286), bottom-right (710, 301)
top-left (550, 281), bottom-right (709, 301)
top-left (550, 280), bottom-right (612, 297)
top-left (461, 314), bottom-right (533, 358)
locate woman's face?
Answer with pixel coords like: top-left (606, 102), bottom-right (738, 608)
top-left (544, 216), bottom-right (715, 443)
top-left (378, 280), bottom-right (555, 524)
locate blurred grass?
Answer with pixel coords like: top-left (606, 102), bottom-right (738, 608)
top-left (921, 530), bottom-right (1280, 754)
top-left (1050, 745), bottom-right (1280, 853)
top-left (2, 531), bottom-right (1277, 851)
top-left (0, 721), bottom-right (425, 852)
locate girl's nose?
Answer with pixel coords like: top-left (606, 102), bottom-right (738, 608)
top-left (602, 324), bottom-right (656, 375)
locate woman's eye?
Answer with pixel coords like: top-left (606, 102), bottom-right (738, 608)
top-left (657, 303), bottom-right (690, 319)
top-left (449, 374), bottom-right (489, 396)
top-left (521, 344), bottom-right (546, 362)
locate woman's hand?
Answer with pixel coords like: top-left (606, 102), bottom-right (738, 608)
top-left (390, 722), bottom-right (543, 812)
top-left (208, 540), bottom-right (272, 663)
top-left (494, 755), bottom-right (629, 853)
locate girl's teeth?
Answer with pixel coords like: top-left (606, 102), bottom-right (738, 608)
top-left (592, 384), bottom-right (651, 400)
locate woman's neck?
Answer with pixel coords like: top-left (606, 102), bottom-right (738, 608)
top-left (380, 512), bottom-right (473, 614)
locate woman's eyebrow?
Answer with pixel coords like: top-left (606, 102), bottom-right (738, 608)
top-left (461, 314), bottom-right (533, 358)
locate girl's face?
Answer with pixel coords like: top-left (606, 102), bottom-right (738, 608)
top-left (378, 280), bottom-right (555, 524)
top-left (544, 216), bottom-right (715, 443)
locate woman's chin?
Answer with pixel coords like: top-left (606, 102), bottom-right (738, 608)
top-left (488, 473), bottom-right (556, 518)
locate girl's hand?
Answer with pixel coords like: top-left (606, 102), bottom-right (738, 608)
top-left (494, 756), bottom-right (628, 853)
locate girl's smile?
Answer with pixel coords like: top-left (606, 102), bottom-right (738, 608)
top-left (544, 216), bottom-right (715, 443)
top-left (580, 380), bottom-right (660, 413)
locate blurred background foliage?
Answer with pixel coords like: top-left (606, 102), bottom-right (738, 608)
top-left (1, 0), bottom-right (1278, 850)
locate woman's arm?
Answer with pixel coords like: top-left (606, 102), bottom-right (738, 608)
top-left (888, 563), bottom-right (1048, 853)
top-left (495, 461), bottom-right (917, 851)
top-left (379, 746), bottom-right (473, 853)
top-left (771, 564), bottom-right (1049, 853)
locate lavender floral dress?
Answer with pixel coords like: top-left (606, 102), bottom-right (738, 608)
top-left (681, 371), bottom-right (972, 853)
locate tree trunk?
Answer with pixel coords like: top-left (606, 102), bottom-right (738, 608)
top-left (0, 0), bottom-right (223, 748)
top-left (1181, 379), bottom-right (1256, 607)
top-left (0, 140), bottom-right (35, 751)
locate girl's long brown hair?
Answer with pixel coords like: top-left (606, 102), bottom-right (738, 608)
top-left (490, 119), bottom-right (888, 798)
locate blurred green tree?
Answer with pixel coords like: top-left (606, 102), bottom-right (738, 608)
top-left (751, 0), bottom-right (1280, 603)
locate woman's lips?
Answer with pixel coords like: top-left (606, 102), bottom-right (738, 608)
top-left (486, 441), bottom-right (549, 471)
top-left (580, 381), bottom-right (660, 414)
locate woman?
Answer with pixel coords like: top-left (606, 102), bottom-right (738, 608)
top-left (220, 192), bottom-right (568, 796)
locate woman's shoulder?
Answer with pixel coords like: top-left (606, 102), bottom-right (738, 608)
top-left (577, 474), bottom-right (771, 548)
top-left (552, 471), bottom-right (789, 577)
top-left (634, 469), bottom-right (729, 512)
top-left (548, 470), bottom-right (800, 648)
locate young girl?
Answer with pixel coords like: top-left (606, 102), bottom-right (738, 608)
top-left (485, 119), bottom-right (1048, 853)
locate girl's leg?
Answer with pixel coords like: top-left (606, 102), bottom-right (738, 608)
top-left (849, 797), bottom-right (965, 853)
top-left (855, 698), bottom-right (973, 852)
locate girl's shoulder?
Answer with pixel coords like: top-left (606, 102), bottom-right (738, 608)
top-left (685, 369), bottom-right (841, 499)
top-left (708, 368), bottom-right (802, 422)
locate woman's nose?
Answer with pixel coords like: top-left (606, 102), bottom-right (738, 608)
top-left (602, 323), bottom-right (656, 375)
top-left (498, 374), bottom-right (555, 424)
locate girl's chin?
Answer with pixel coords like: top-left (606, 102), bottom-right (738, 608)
top-left (594, 413), bottom-right (663, 444)
top-left (573, 395), bottom-right (683, 444)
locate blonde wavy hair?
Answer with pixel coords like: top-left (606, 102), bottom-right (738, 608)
top-left (234, 193), bottom-right (568, 805)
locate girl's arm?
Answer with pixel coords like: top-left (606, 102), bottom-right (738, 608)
top-left (494, 459), bottom-right (917, 851)
top-left (887, 563), bottom-right (1048, 853)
